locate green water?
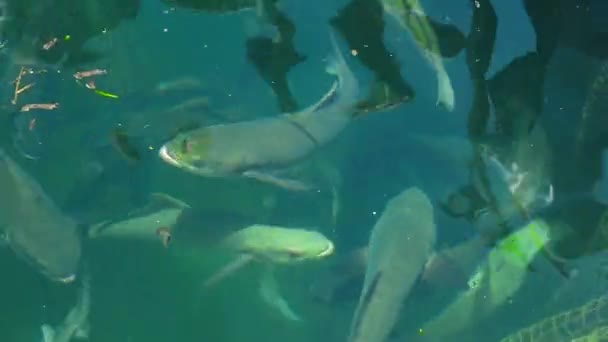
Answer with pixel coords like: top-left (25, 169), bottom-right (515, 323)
top-left (1, 0), bottom-right (608, 341)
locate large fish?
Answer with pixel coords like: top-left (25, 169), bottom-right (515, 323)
top-left (158, 32), bottom-right (360, 191)
top-left (199, 224), bottom-right (335, 321)
top-left (418, 219), bottom-right (558, 341)
top-left (348, 187), bottom-right (436, 342)
top-left (87, 193), bottom-right (191, 241)
top-left (311, 237), bottom-right (487, 306)
top-left (0, 149), bottom-right (81, 283)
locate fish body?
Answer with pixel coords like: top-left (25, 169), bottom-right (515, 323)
top-left (471, 137), bottom-right (554, 242)
top-left (419, 219), bottom-right (554, 340)
top-left (199, 224), bottom-right (334, 288)
top-left (349, 187), bottom-right (436, 342)
top-left (0, 149), bottom-right (81, 283)
top-left (477, 149), bottom-right (550, 222)
top-left (87, 193), bottom-right (190, 241)
top-left (381, 0), bottom-right (455, 111)
top-left (159, 33), bottom-right (359, 189)
top-left (41, 274), bottom-right (91, 342)
top-left (221, 224), bottom-right (334, 264)
top-left (201, 224), bottom-right (333, 321)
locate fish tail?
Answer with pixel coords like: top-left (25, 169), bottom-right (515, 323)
top-left (319, 30), bottom-right (359, 111)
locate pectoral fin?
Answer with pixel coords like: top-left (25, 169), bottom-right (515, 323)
top-left (259, 267), bottom-right (302, 322)
top-left (242, 170), bottom-right (314, 191)
top-left (203, 254), bottom-right (255, 289)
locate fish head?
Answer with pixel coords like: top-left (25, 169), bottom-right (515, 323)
top-left (158, 130), bottom-right (220, 176)
top-left (234, 225), bottom-right (335, 264)
top-left (8, 220), bottom-right (81, 284)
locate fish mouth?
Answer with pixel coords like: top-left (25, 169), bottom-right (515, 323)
top-left (158, 145), bottom-right (180, 167)
top-left (317, 241), bottom-right (335, 258)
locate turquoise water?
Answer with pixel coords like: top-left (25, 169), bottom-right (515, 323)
top-left (1, 0), bottom-right (608, 341)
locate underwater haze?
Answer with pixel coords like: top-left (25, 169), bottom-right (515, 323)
top-left (2, 0), bottom-right (608, 341)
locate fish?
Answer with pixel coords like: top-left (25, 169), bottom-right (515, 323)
top-left (470, 141), bottom-right (577, 278)
top-left (202, 224), bottom-right (334, 321)
top-left (381, 0), bottom-right (457, 111)
top-left (418, 219), bottom-right (559, 340)
top-left (158, 31), bottom-right (360, 191)
top-left (87, 193), bottom-right (190, 241)
top-left (419, 237), bottom-right (488, 293)
top-left (465, 126), bottom-right (555, 237)
top-left (41, 272), bottom-right (91, 342)
top-left (474, 145), bottom-right (554, 230)
top-left (348, 187), bottom-right (436, 342)
top-left (208, 224), bottom-right (335, 282)
top-left (0, 149), bottom-right (81, 283)
top-left (310, 237), bottom-right (485, 306)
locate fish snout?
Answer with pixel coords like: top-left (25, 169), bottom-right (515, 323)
top-left (318, 241), bottom-right (335, 258)
top-left (158, 145), bottom-right (179, 166)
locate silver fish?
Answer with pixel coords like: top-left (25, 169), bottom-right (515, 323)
top-left (348, 187), bottom-right (436, 342)
top-left (0, 149), bottom-right (81, 282)
top-left (158, 32), bottom-right (360, 190)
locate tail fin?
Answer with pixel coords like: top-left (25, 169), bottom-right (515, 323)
top-left (325, 31), bottom-right (357, 95)
top-left (325, 30), bottom-right (349, 76)
top-left (306, 30), bottom-right (358, 114)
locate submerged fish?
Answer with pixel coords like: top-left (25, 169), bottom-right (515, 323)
top-left (87, 193), bottom-right (190, 241)
top-left (473, 144), bottom-right (554, 235)
top-left (202, 224), bottom-right (334, 321)
top-left (381, 0), bottom-right (457, 111)
top-left (0, 149), bottom-right (81, 283)
top-left (205, 224), bottom-right (334, 286)
top-left (349, 187), bottom-right (436, 342)
top-left (41, 272), bottom-right (91, 342)
top-left (158, 32), bottom-right (360, 190)
top-left (419, 219), bottom-right (558, 340)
